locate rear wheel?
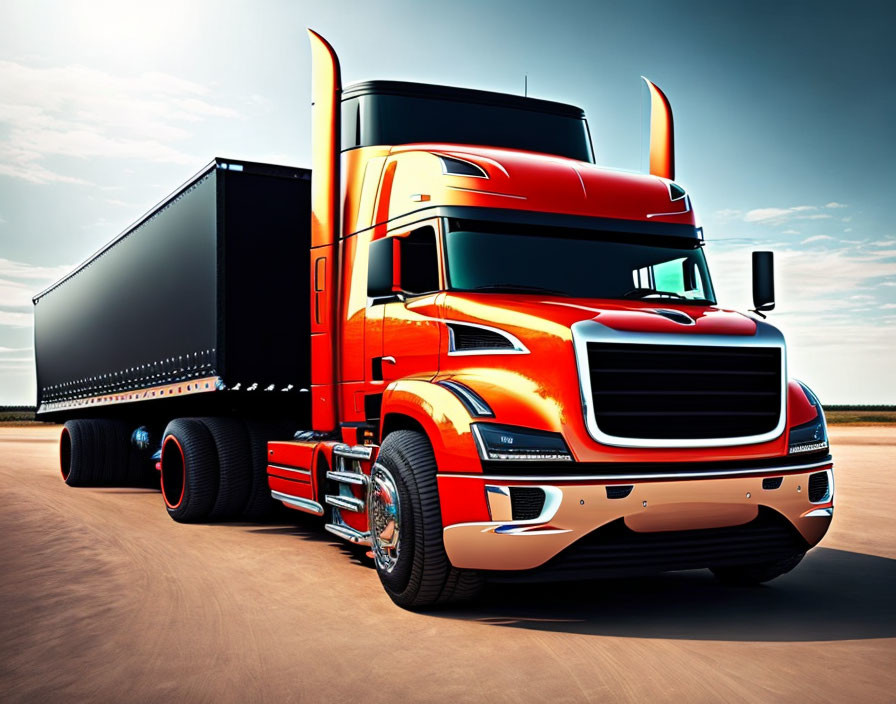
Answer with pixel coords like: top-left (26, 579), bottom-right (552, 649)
top-left (200, 417), bottom-right (251, 521)
top-left (60, 420), bottom-right (97, 486)
top-left (711, 552), bottom-right (805, 586)
top-left (370, 430), bottom-right (482, 610)
top-left (161, 418), bottom-right (218, 523)
top-left (240, 420), bottom-right (281, 521)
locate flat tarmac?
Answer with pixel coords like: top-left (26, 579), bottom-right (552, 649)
top-left (1, 425), bottom-right (894, 703)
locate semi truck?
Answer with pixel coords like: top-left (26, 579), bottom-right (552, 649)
top-left (34, 31), bottom-right (834, 609)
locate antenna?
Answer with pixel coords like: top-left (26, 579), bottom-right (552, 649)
top-left (524, 74), bottom-right (527, 97)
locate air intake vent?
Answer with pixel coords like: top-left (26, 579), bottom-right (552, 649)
top-left (808, 471), bottom-right (830, 502)
top-left (650, 309), bottom-right (694, 325)
top-left (448, 323), bottom-right (515, 352)
top-left (510, 487), bottom-right (546, 520)
top-left (439, 155), bottom-right (488, 178)
top-left (586, 342), bottom-right (782, 440)
top-left (605, 485), bottom-right (633, 499)
top-left (762, 476), bottom-right (783, 490)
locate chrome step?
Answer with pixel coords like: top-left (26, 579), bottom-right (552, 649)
top-left (324, 522), bottom-right (371, 546)
top-left (271, 491), bottom-right (324, 516)
top-left (325, 494), bottom-right (365, 512)
top-left (327, 470), bottom-right (369, 486)
top-left (332, 443), bottom-right (373, 460)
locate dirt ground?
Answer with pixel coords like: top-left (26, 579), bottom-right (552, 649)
top-left (1, 425), bottom-right (893, 703)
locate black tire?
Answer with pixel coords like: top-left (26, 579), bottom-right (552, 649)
top-left (60, 420), bottom-right (98, 486)
top-left (92, 419), bottom-right (132, 486)
top-left (370, 430), bottom-right (482, 610)
top-left (240, 420), bottom-right (279, 521)
top-left (160, 418), bottom-right (219, 523)
top-left (200, 417), bottom-right (252, 521)
top-left (711, 552), bottom-right (806, 586)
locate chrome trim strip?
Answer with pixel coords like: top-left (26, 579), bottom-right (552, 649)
top-left (271, 491), bottom-right (324, 516)
top-left (446, 185), bottom-right (526, 199)
top-left (444, 319), bottom-right (529, 356)
top-left (805, 507), bottom-right (833, 518)
top-left (437, 459), bottom-right (833, 483)
top-left (437, 380), bottom-right (494, 417)
top-left (571, 319), bottom-right (787, 448)
top-left (324, 523), bottom-right (372, 545)
top-left (268, 463), bottom-right (311, 476)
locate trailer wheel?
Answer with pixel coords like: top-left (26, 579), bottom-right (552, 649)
top-left (711, 552), bottom-right (806, 586)
top-left (60, 420), bottom-right (98, 486)
top-left (161, 418), bottom-right (218, 523)
top-left (200, 417), bottom-right (251, 521)
top-left (240, 421), bottom-right (279, 521)
top-left (92, 419), bottom-right (133, 486)
top-left (370, 430), bottom-right (482, 610)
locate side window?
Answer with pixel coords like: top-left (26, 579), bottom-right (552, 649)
top-left (399, 226), bottom-right (440, 295)
top-left (653, 258), bottom-right (686, 292)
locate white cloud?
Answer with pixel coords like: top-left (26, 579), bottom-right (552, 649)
top-left (0, 61), bottom-right (241, 184)
top-left (713, 208), bottom-right (742, 219)
top-left (744, 207), bottom-right (793, 222)
top-left (781, 229), bottom-right (800, 235)
top-left (0, 259), bottom-right (72, 325)
top-left (825, 202), bottom-right (848, 208)
top-left (801, 235), bottom-right (834, 244)
top-left (0, 258), bottom-right (72, 281)
top-left (743, 204), bottom-right (844, 226)
top-left (882, 303), bottom-right (896, 310)
top-left (0, 310), bottom-right (32, 327)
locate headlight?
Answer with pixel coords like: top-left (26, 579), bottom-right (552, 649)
top-left (472, 423), bottom-right (572, 462)
top-left (789, 382), bottom-right (829, 455)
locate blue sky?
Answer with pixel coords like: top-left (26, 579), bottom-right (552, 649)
top-left (0, 0), bottom-right (893, 404)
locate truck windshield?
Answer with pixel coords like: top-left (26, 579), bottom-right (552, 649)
top-left (444, 226), bottom-right (716, 304)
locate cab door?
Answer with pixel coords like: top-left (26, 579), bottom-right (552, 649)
top-left (376, 221), bottom-right (443, 383)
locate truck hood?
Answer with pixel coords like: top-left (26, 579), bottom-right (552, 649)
top-left (442, 293), bottom-right (757, 338)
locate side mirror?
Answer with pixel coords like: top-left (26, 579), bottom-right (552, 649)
top-left (751, 251), bottom-right (775, 317)
top-left (368, 237), bottom-right (401, 300)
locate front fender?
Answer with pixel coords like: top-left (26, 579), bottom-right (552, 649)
top-left (380, 379), bottom-right (480, 472)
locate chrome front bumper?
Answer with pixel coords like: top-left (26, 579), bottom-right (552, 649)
top-left (441, 465), bottom-right (834, 571)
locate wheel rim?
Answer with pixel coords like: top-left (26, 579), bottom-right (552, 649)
top-left (160, 436), bottom-right (186, 509)
top-left (369, 463), bottom-right (401, 573)
top-left (60, 427), bottom-right (72, 480)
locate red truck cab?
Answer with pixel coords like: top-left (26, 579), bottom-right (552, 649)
top-left (263, 32), bottom-right (833, 608)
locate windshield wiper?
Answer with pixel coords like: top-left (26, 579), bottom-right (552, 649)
top-left (622, 287), bottom-right (687, 300)
top-left (470, 283), bottom-right (571, 297)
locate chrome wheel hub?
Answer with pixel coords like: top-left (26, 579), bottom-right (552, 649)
top-left (369, 463), bottom-right (401, 573)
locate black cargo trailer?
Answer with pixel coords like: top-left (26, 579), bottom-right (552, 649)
top-left (33, 158), bottom-right (311, 424)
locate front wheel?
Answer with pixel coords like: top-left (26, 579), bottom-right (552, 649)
top-left (369, 430), bottom-right (482, 610)
top-left (711, 552), bottom-right (805, 586)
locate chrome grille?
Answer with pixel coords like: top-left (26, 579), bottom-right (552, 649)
top-left (586, 342), bottom-right (782, 440)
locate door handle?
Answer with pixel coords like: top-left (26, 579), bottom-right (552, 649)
top-left (381, 356), bottom-right (396, 365)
